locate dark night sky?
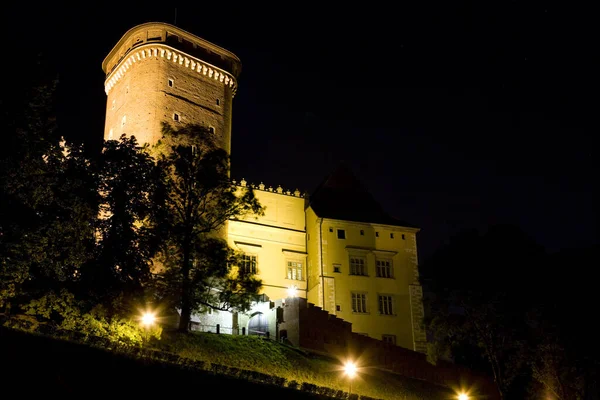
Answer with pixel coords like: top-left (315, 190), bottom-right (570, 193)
top-left (4, 2), bottom-right (596, 263)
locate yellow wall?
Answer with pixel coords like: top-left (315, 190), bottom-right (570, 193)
top-left (305, 206), bottom-right (423, 351)
top-left (227, 183), bottom-right (307, 301)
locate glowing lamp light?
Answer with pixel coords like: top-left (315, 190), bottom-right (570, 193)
top-left (344, 361), bottom-right (357, 378)
top-left (458, 393), bottom-right (469, 400)
top-left (141, 312), bottom-right (156, 327)
top-left (287, 285), bottom-right (298, 298)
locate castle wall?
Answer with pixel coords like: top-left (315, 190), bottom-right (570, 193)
top-left (304, 207), bottom-right (424, 352)
top-left (280, 297), bottom-right (499, 399)
top-left (228, 182), bottom-right (307, 301)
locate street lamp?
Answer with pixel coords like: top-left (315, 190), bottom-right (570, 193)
top-left (344, 361), bottom-right (357, 395)
top-left (457, 393), bottom-right (469, 400)
top-left (287, 285), bottom-right (298, 298)
top-left (140, 311), bottom-right (156, 327)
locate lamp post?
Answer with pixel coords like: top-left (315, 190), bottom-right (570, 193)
top-left (344, 361), bottom-right (357, 395)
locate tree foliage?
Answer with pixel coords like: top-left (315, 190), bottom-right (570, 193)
top-left (152, 123), bottom-right (264, 332)
top-left (421, 226), bottom-right (599, 399)
top-left (1, 71), bottom-right (97, 310)
top-left (78, 134), bottom-right (161, 315)
top-left (420, 224), bottom-right (545, 399)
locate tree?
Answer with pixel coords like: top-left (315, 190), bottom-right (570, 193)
top-left (421, 224), bottom-right (546, 399)
top-left (1, 68), bottom-right (97, 310)
top-left (78, 134), bottom-right (161, 316)
top-left (152, 123), bottom-right (264, 332)
top-left (527, 245), bottom-right (599, 400)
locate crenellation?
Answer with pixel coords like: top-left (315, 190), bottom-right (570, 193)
top-left (233, 179), bottom-right (304, 198)
top-left (104, 45), bottom-right (237, 95)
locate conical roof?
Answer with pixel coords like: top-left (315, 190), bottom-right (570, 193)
top-left (307, 162), bottom-right (417, 228)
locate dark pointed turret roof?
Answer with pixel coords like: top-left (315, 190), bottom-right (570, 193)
top-left (307, 162), bottom-right (418, 229)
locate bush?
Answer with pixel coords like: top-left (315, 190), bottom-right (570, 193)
top-left (17, 289), bottom-right (161, 348)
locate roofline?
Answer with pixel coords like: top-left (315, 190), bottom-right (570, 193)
top-left (317, 216), bottom-right (420, 232)
top-left (102, 22), bottom-right (241, 73)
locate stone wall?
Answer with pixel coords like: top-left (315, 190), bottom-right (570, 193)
top-left (279, 297), bottom-right (500, 399)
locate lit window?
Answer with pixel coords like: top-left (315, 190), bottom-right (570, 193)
top-left (337, 229), bottom-right (346, 239)
top-left (375, 259), bottom-right (393, 278)
top-left (378, 295), bottom-right (394, 315)
top-left (286, 260), bottom-right (303, 281)
top-left (240, 254), bottom-right (257, 275)
top-left (351, 292), bottom-right (367, 313)
top-left (350, 256), bottom-right (367, 276)
top-left (173, 113), bottom-right (180, 122)
top-left (382, 334), bottom-right (396, 345)
top-left (333, 264), bottom-right (341, 273)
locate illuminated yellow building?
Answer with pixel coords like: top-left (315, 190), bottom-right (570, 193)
top-left (102, 22), bottom-right (426, 353)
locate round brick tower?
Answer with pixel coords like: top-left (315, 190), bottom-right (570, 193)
top-left (102, 22), bottom-right (241, 153)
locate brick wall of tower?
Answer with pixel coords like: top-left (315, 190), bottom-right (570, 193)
top-left (102, 23), bottom-right (239, 152)
top-left (104, 48), bottom-right (235, 151)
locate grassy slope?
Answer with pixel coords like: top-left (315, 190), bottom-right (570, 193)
top-left (0, 323), bottom-right (455, 399)
top-left (152, 329), bottom-right (456, 400)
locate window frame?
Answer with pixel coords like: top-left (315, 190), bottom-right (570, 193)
top-left (240, 253), bottom-right (258, 275)
top-left (378, 294), bottom-right (394, 316)
top-left (349, 255), bottom-right (368, 276)
top-left (375, 258), bottom-right (394, 278)
top-left (382, 334), bottom-right (397, 345)
top-left (351, 291), bottom-right (368, 314)
top-left (286, 259), bottom-right (303, 281)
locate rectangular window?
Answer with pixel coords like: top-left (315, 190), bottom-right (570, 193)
top-left (349, 256), bottom-right (367, 276)
top-left (378, 295), bottom-right (394, 315)
top-left (337, 229), bottom-right (346, 239)
top-left (402, 234), bottom-right (406, 240)
top-left (351, 292), bottom-right (367, 313)
top-left (168, 79), bottom-right (174, 87)
top-left (333, 264), bottom-right (341, 273)
top-left (336, 305), bottom-right (341, 312)
top-left (216, 98), bottom-right (221, 106)
top-left (375, 259), bottom-right (393, 278)
top-left (360, 230), bottom-right (364, 235)
top-left (209, 126), bottom-right (215, 134)
top-left (390, 233), bottom-right (394, 239)
top-left (382, 334), bottom-right (396, 345)
top-left (375, 231), bottom-right (379, 238)
top-left (286, 260), bottom-right (303, 281)
top-left (329, 227), bottom-right (333, 233)
top-left (173, 113), bottom-right (180, 121)
top-left (240, 254), bottom-right (257, 275)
